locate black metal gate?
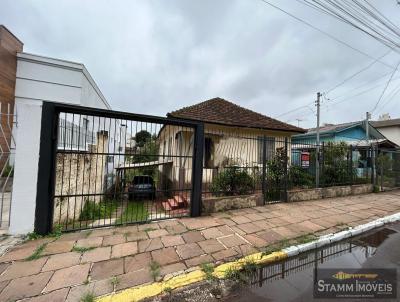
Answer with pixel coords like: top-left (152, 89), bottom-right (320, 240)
top-left (35, 102), bottom-right (203, 234)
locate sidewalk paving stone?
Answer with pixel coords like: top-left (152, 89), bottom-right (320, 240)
top-left (24, 288), bottom-right (69, 302)
top-left (115, 269), bottom-right (153, 291)
top-left (198, 239), bottom-right (225, 254)
top-left (45, 264), bottom-right (90, 292)
top-left (65, 278), bottom-right (113, 302)
top-left (138, 238), bottom-right (163, 253)
top-left (182, 231), bottom-right (205, 243)
top-left (111, 242), bottom-right (138, 258)
top-left (161, 235), bottom-right (185, 247)
top-left (0, 271), bottom-right (53, 301)
top-left (176, 243), bottom-right (203, 260)
top-left (217, 234), bottom-right (247, 248)
top-left (91, 259), bottom-right (124, 280)
top-left (42, 252), bottom-right (81, 271)
top-left (125, 231), bottom-right (148, 242)
top-left (165, 224), bottom-right (188, 234)
top-left (44, 240), bottom-right (75, 255)
top-left (160, 262), bottom-right (187, 277)
top-left (76, 237), bottom-right (103, 249)
top-left (147, 229), bottom-right (169, 239)
top-left (0, 257), bottom-right (47, 281)
top-left (152, 247), bottom-right (180, 265)
top-left (212, 248), bottom-right (238, 261)
top-left (185, 254), bottom-right (214, 267)
top-left (236, 222), bottom-right (264, 234)
top-left (0, 245), bottom-right (38, 262)
top-left (102, 234), bottom-right (126, 246)
top-left (124, 252), bottom-right (152, 272)
top-left (81, 246), bottom-right (111, 263)
top-left (202, 227), bottom-right (225, 239)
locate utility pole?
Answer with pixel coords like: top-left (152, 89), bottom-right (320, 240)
top-left (316, 92), bottom-right (321, 188)
top-left (365, 112), bottom-right (371, 143)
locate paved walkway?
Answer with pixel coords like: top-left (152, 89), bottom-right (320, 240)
top-left (0, 191), bottom-right (399, 302)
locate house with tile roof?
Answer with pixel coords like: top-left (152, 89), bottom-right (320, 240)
top-left (157, 97), bottom-right (305, 197)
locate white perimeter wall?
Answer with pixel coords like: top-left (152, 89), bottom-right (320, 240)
top-left (9, 52), bottom-right (111, 234)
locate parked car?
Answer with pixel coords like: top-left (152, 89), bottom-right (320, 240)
top-left (128, 175), bottom-right (156, 200)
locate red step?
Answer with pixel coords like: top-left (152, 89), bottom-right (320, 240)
top-left (168, 198), bottom-right (180, 209)
top-left (161, 201), bottom-right (172, 211)
top-left (173, 195), bottom-right (187, 206)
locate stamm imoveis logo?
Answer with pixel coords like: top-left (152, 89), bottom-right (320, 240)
top-left (332, 271), bottom-right (379, 280)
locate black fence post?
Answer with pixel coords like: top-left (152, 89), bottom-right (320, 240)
top-left (34, 102), bottom-right (58, 235)
top-left (191, 122), bottom-right (204, 217)
top-left (261, 136), bottom-right (267, 204)
top-left (371, 145), bottom-right (376, 186)
top-left (349, 145), bottom-right (353, 185)
top-left (283, 137), bottom-right (288, 202)
top-left (321, 142), bottom-right (325, 187)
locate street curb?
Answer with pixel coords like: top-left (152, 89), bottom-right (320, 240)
top-left (97, 212), bottom-right (400, 302)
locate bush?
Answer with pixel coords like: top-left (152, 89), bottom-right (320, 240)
top-left (79, 199), bottom-right (118, 221)
top-left (320, 142), bottom-right (354, 186)
top-left (289, 166), bottom-right (314, 188)
top-left (210, 166), bottom-right (254, 196)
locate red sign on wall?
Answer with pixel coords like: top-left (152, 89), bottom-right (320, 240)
top-left (301, 152), bottom-right (310, 168)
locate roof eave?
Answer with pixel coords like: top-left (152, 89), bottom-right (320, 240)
top-left (167, 114), bottom-right (306, 134)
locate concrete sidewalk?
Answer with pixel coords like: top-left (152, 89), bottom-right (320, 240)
top-left (0, 191), bottom-right (399, 302)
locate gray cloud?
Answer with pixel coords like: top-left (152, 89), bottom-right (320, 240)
top-left (1, 0), bottom-right (400, 128)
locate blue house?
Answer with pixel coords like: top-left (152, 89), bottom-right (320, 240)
top-left (292, 121), bottom-right (385, 144)
top-left (291, 121), bottom-right (398, 178)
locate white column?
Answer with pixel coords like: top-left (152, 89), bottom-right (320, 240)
top-left (9, 99), bottom-right (43, 234)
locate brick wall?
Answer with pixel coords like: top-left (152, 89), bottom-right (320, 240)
top-left (0, 26), bottom-right (23, 171)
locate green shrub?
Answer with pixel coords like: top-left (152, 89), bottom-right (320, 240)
top-left (320, 142), bottom-right (355, 186)
top-left (79, 199), bottom-right (118, 221)
top-left (210, 166), bottom-right (254, 196)
top-left (289, 166), bottom-right (314, 188)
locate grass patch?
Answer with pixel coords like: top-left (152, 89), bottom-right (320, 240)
top-left (149, 261), bottom-right (161, 281)
top-left (72, 245), bottom-right (96, 253)
top-left (25, 243), bottom-right (47, 261)
top-left (242, 259), bottom-right (258, 274)
top-left (25, 225), bottom-right (63, 241)
top-left (200, 263), bottom-right (216, 281)
top-left (79, 199), bottom-right (119, 221)
top-left (224, 266), bottom-right (248, 283)
top-left (263, 234), bottom-right (317, 255)
top-left (80, 292), bottom-right (95, 302)
top-left (163, 286), bottom-right (173, 294)
top-left (295, 233), bottom-right (317, 244)
top-left (110, 276), bottom-right (120, 288)
top-left (116, 201), bottom-right (148, 224)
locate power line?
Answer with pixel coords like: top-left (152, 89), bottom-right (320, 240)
top-left (257, 0), bottom-right (398, 70)
top-left (328, 70), bottom-right (398, 100)
top-left (274, 102), bottom-right (314, 118)
top-left (371, 59), bottom-right (400, 113)
top-left (298, 0), bottom-right (400, 52)
top-left (325, 49), bottom-right (392, 94)
top-left (376, 79), bottom-right (400, 114)
top-left (328, 75), bottom-right (400, 107)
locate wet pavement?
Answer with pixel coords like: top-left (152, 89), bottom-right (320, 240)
top-left (226, 222), bottom-right (400, 302)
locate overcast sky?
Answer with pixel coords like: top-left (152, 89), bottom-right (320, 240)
top-left (2, 0), bottom-right (400, 128)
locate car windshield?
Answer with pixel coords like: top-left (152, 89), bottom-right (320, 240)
top-left (133, 176), bottom-right (152, 184)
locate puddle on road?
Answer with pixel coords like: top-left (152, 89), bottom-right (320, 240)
top-left (225, 223), bottom-right (400, 302)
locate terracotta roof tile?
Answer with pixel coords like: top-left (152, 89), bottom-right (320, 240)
top-left (167, 98), bottom-right (305, 133)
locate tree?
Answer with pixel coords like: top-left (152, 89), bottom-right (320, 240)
top-left (135, 130), bottom-right (151, 147)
